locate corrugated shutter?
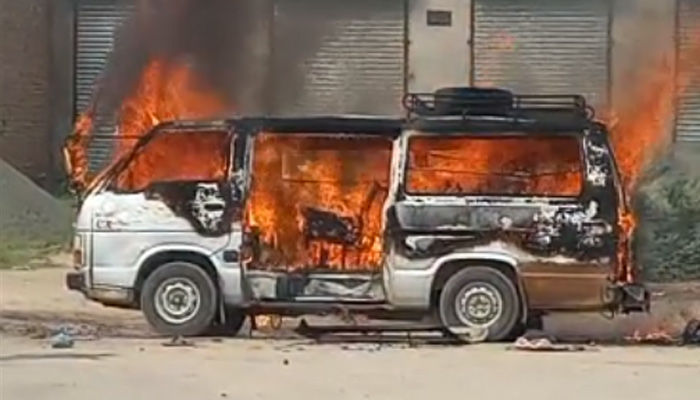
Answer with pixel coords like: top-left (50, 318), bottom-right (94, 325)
top-left (676, 0), bottom-right (700, 142)
top-left (473, 0), bottom-right (610, 109)
top-left (75, 1), bottom-right (133, 172)
top-left (272, 0), bottom-right (405, 116)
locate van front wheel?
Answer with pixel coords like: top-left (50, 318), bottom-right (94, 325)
top-left (438, 267), bottom-right (521, 342)
top-left (141, 261), bottom-right (218, 337)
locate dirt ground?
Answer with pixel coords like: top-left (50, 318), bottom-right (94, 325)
top-left (0, 266), bottom-right (698, 400)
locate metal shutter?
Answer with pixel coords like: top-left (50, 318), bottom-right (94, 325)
top-left (473, 0), bottom-right (611, 109)
top-left (676, 0), bottom-right (700, 142)
top-left (272, 0), bottom-right (406, 116)
top-left (75, 1), bottom-right (133, 172)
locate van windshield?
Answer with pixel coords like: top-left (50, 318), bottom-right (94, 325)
top-left (109, 129), bottom-right (232, 193)
top-left (405, 134), bottom-right (583, 197)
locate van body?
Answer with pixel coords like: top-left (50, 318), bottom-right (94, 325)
top-left (66, 88), bottom-right (650, 341)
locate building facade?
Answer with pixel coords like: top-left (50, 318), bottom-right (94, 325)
top-left (0, 0), bottom-right (52, 186)
top-left (0, 0), bottom-right (697, 187)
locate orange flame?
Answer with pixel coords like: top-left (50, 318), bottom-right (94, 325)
top-left (625, 326), bottom-right (675, 345)
top-left (246, 134), bottom-right (392, 272)
top-left (610, 30), bottom-right (700, 191)
top-left (406, 135), bottom-right (583, 197)
top-left (65, 59), bottom-right (229, 192)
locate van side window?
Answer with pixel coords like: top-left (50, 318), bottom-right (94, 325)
top-left (112, 130), bottom-right (232, 193)
top-left (405, 135), bottom-right (583, 197)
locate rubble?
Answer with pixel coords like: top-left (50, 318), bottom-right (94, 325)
top-left (682, 319), bottom-right (700, 346)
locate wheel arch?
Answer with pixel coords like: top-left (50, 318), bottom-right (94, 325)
top-left (134, 247), bottom-right (221, 307)
top-left (429, 254), bottom-right (529, 324)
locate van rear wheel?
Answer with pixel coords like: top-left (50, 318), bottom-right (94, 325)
top-left (438, 267), bottom-right (521, 342)
top-left (141, 261), bottom-right (218, 337)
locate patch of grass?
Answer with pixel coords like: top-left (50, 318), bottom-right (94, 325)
top-left (0, 237), bottom-right (68, 269)
top-left (633, 149), bottom-right (700, 282)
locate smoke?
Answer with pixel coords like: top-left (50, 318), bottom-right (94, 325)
top-left (89, 0), bottom-right (262, 119)
top-left (611, 0), bottom-right (677, 112)
top-left (608, 0), bottom-right (684, 189)
top-left (86, 0), bottom-right (328, 122)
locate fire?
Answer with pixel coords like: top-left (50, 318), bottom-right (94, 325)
top-left (625, 327), bottom-right (675, 345)
top-left (246, 134), bottom-right (392, 272)
top-left (65, 59), bottom-right (228, 191)
top-left (609, 31), bottom-right (700, 191)
top-left (64, 113), bottom-right (95, 192)
top-left (406, 135), bottom-right (583, 197)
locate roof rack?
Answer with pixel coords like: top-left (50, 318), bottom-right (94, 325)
top-left (402, 87), bottom-right (595, 121)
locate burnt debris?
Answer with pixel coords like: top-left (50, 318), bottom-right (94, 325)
top-left (303, 207), bottom-right (360, 246)
top-left (682, 319), bottom-right (700, 346)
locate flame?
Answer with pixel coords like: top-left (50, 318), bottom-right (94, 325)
top-left (65, 59), bottom-right (228, 191)
top-left (254, 315), bottom-right (283, 331)
top-left (64, 113), bottom-right (95, 192)
top-left (625, 327), bottom-right (675, 345)
top-left (246, 134), bottom-right (392, 272)
top-left (610, 29), bottom-right (700, 191)
top-left (406, 136), bottom-right (583, 196)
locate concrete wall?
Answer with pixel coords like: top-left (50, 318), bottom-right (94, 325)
top-left (0, 0), bottom-right (52, 186)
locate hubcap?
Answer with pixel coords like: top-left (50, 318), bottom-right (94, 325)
top-left (154, 277), bottom-right (202, 325)
top-left (454, 283), bottom-right (503, 328)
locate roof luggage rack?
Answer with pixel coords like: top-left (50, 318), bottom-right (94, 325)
top-left (403, 87), bottom-right (595, 120)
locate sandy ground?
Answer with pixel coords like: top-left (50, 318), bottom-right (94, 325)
top-left (0, 266), bottom-right (698, 400)
top-left (1, 335), bottom-right (699, 400)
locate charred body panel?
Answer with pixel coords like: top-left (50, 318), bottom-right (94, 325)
top-left (143, 180), bottom-right (235, 237)
top-left (384, 117), bottom-right (626, 311)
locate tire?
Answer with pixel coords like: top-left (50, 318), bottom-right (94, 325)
top-left (433, 87), bottom-right (513, 116)
top-left (141, 261), bottom-right (218, 337)
top-left (438, 266), bottom-right (521, 342)
top-left (207, 307), bottom-right (247, 337)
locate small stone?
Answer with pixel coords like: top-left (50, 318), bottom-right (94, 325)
top-left (50, 331), bottom-right (75, 349)
top-left (282, 358), bottom-right (289, 365)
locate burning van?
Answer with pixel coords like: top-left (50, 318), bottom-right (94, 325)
top-left (65, 87), bottom-right (650, 341)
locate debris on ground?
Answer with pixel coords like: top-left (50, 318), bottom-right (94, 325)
top-left (162, 336), bottom-right (196, 347)
top-left (682, 319), bottom-right (700, 345)
top-left (509, 330), bottom-right (587, 352)
top-left (50, 329), bottom-right (75, 349)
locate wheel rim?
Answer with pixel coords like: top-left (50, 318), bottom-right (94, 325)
top-left (454, 283), bottom-right (504, 329)
top-left (154, 277), bottom-right (202, 325)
